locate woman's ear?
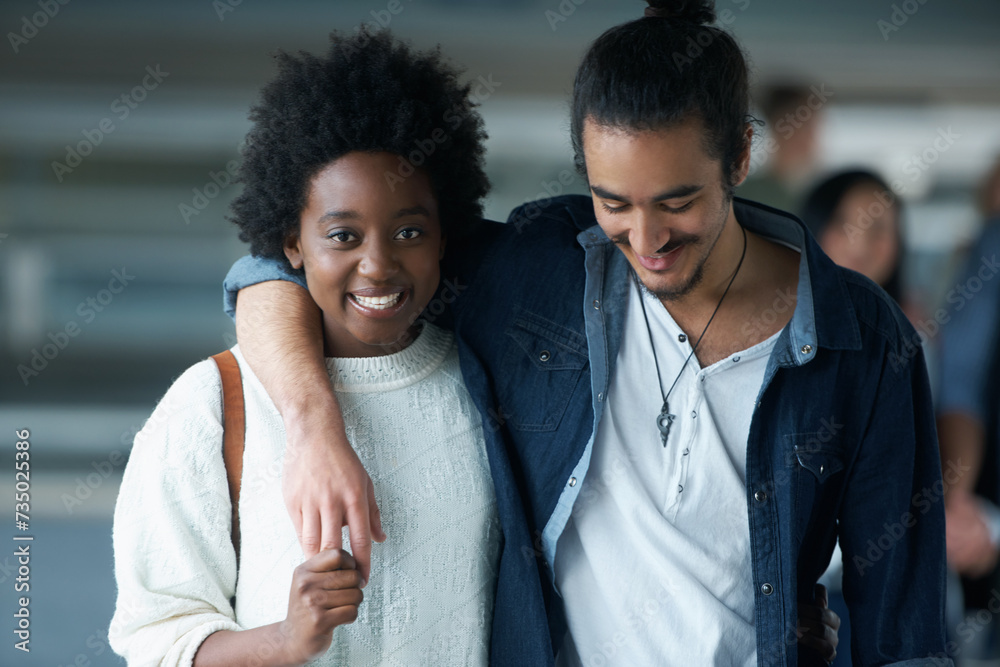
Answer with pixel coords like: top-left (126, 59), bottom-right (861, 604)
top-left (283, 230), bottom-right (304, 270)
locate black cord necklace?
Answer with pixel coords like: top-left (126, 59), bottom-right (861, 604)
top-left (635, 223), bottom-right (748, 447)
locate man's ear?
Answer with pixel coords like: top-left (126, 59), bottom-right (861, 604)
top-left (732, 123), bottom-right (755, 188)
top-left (283, 230), bottom-right (304, 270)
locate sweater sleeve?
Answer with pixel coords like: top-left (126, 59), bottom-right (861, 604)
top-left (109, 358), bottom-right (245, 666)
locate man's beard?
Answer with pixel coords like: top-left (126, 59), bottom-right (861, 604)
top-left (637, 218), bottom-right (726, 301)
top-left (636, 255), bottom-right (707, 301)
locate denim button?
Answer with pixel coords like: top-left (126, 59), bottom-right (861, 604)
top-left (593, 300), bottom-right (601, 310)
top-left (761, 583), bottom-right (774, 595)
top-left (678, 334), bottom-right (687, 343)
top-left (539, 350), bottom-right (551, 362)
top-left (597, 392), bottom-right (604, 402)
top-left (801, 344), bottom-right (813, 355)
top-left (754, 490), bottom-right (767, 502)
top-left (568, 477), bottom-right (577, 487)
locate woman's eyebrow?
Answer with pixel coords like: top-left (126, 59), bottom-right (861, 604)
top-left (318, 210), bottom-right (360, 222)
top-left (394, 205), bottom-right (431, 218)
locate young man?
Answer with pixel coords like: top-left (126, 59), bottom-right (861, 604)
top-left (224, 2), bottom-right (948, 665)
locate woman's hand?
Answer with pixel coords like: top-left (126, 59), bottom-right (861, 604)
top-left (797, 584), bottom-right (841, 664)
top-left (279, 549), bottom-right (365, 665)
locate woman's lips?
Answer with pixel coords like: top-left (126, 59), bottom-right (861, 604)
top-left (348, 289), bottom-right (409, 318)
top-left (636, 244), bottom-right (684, 271)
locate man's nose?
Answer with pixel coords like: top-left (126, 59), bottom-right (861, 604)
top-left (630, 210), bottom-right (670, 256)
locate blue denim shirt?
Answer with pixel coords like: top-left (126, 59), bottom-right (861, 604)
top-left (225, 195), bottom-right (950, 667)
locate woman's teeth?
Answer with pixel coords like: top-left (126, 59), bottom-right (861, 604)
top-left (353, 293), bottom-right (402, 310)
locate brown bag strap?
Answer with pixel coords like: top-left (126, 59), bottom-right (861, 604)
top-left (212, 350), bottom-right (245, 565)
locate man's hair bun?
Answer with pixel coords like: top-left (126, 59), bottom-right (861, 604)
top-left (644, 0), bottom-right (716, 25)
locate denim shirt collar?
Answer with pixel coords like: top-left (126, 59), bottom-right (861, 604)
top-left (570, 196), bottom-right (862, 370)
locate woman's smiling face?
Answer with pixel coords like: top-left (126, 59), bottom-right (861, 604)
top-left (284, 151), bottom-right (444, 358)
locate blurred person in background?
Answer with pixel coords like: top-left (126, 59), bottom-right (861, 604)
top-left (978, 156), bottom-right (1000, 222)
top-left (937, 155), bottom-right (1000, 665)
top-left (739, 84), bottom-right (827, 213)
top-left (800, 169), bottom-right (915, 316)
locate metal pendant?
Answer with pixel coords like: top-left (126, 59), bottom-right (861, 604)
top-left (657, 399), bottom-right (675, 447)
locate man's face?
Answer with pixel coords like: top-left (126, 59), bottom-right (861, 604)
top-left (582, 115), bottom-right (747, 301)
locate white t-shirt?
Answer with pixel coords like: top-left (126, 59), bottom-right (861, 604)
top-left (556, 276), bottom-right (781, 667)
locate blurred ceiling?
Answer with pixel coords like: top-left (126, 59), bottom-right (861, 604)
top-left (0, 0), bottom-right (998, 101)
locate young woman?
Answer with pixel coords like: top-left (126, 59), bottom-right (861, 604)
top-left (109, 30), bottom-right (500, 666)
top-left (800, 169), bottom-right (905, 305)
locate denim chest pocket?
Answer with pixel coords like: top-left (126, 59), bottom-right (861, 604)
top-left (495, 310), bottom-right (588, 432)
top-left (791, 440), bottom-right (846, 483)
top-left (785, 432), bottom-right (849, 537)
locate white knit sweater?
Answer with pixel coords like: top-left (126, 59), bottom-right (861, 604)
top-left (110, 324), bottom-right (501, 666)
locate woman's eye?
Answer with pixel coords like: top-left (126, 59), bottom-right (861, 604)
top-left (327, 231), bottom-right (357, 243)
top-left (396, 228), bottom-right (422, 240)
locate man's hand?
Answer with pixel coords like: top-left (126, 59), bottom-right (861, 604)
top-left (283, 406), bottom-right (386, 585)
top-left (233, 280), bottom-right (386, 586)
top-left (279, 549), bottom-right (364, 665)
top-left (798, 584), bottom-right (841, 664)
top-left (946, 489), bottom-right (999, 577)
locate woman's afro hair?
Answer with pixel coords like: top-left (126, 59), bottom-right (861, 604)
top-left (229, 28), bottom-right (490, 274)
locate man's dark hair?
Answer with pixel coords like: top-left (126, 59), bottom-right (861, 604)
top-left (230, 29), bottom-right (489, 274)
top-left (570, 0), bottom-right (753, 195)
